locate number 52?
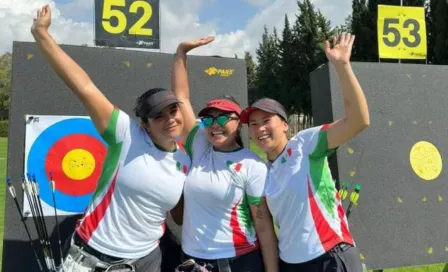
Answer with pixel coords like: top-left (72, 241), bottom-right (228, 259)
top-left (382, 18), bottom-right (421, 48)
top-left (102, 0), bottom-right (153, 36)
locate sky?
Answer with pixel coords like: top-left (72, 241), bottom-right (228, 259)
top-left (0, 0), bottom-right (352, 58)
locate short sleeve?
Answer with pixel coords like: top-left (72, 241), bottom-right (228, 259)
top-left (101, 107), bottom-right (135, 146)
top-left (298, 124), bottom-right (337, 159)
top-left (245, 160), bottom-right (268, 206)
top-left (183, 121), bottom-right (210, 160)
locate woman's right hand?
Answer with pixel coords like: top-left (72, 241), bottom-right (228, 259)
top-left (31, 4), bottom-right (52, 38)
top-left (176, 36), bottom-right (215, 54)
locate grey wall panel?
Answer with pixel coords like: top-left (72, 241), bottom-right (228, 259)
top-left (311, 62), bottom-right (448, 270)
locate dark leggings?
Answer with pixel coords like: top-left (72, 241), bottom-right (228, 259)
top-left (280, 243), bottom-right (363, 272)
top-left (182, 249), bottom-right (265, 272)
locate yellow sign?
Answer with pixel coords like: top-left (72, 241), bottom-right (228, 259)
top-left (377, 5), bottom-right (427, 59)
top-left (204, 67), bottom-right (235, 77)
top-left (94, 0), bottom-right (160, 49)
top-left (102, 0), bottom-right (153, 36)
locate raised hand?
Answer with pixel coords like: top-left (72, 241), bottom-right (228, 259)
top-left (176, 36), bottom-right (215, 54)
top-left (324, 33), bottom-right (355, 65)
top-left (31, 4), bottom-right (52, 37)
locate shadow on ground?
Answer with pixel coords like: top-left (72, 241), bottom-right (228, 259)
top-left (443, 263), bottom-right (448, 272)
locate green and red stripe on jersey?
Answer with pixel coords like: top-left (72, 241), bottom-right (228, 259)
top-left (227, 160), bottom-right (260, 256)
top-left (76, 108), bottom-right (123, 242)
top-left (307, 124), bottom-right (354, 251)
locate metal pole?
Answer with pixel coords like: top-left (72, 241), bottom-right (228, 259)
top-left (158, 0), bottom-right (162, 53)
top-left (399, 0), bottom-right (403, 64)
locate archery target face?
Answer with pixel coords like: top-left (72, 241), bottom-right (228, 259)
top-left (24, 115), bottom-right (108, 216)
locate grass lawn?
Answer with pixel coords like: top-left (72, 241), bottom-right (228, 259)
top-left (0, 138), bottom-right (446, 271)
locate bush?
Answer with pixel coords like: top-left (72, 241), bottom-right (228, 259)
top-left (0, 120), bottom-right (8, 137)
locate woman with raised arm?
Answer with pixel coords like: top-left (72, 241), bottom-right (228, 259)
top-left (171, 38), bottom-right (279, 272)
top-left (239, 33), bottom-right (369, 272)
top-left (31, 5), bottom-right (189, 272)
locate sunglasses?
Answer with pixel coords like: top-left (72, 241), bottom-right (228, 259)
top-left (201, 114), bottom-right (239, 128)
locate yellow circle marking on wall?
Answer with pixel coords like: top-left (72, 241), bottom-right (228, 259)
top-left (62, 149), bottom-right (95, 180)
top-left (409, 141), bottom-right (442, 181)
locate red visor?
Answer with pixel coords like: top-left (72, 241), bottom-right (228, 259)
top-left (198, 99), bottom-right (242, 116)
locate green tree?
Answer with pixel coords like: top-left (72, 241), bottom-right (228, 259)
top-left (430, 0), bottom-right (448, 64)
top-left (335, 15), bottom-right (352, 35)
top-left (293, 0), bottom-right (320, 126)
top-left (426, 0), bottom-right (437, 64)
top-left (255, 26), bottom-right (281, 102)
top-left (316, 10), bottom-right (335, 65)
top-left (279, 14), bottom-right (299, 115)
top-left (245, 51), bottom-right (257, 104)
top-left (351, 0), bottom-right (366, 60)
top-left (0, 52), bottom-right (12, 120)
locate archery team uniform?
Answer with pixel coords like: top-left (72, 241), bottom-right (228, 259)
top-left (72, 108), bottom-right (190, 271)
top-left (181, 122), bottom-right (267, 271)
top-left (265, 124), bottom-right (362, 272)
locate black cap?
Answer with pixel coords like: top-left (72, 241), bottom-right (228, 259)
top-left (240, 98), bottom-right (287, 123)
top-left (137, 89), bottom-right (180, 119)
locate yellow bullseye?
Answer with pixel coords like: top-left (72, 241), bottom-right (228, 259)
top-left (410, 141), bottom-right (442, 181)
top-left (62, 149), bottom-right (95, 180)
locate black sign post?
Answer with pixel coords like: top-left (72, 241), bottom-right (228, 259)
top-left (94, 0), bottom-right (160, 49)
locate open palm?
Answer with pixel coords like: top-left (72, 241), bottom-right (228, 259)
top-left (324, 33), bottom-right (355, 65)
top-left (177, 36), bottom-right (215, 54)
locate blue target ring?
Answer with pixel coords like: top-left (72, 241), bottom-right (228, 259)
top-left (27, 118), bottom-right (108, 213)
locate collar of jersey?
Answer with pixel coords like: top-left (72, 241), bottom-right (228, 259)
top-left (212, 146), bottom-right (244, 153)
top-left (268, 142), bottom-right (289, 166)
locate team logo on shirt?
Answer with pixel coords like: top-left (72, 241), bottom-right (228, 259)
top-left (176, 161), bottom-right (188, 174)
top-left (226, 161), bottom-right (245, 189)
top-left (280, 148), bottom-right (293, 164)
top-left (226, 161), bottom-right (242, 172)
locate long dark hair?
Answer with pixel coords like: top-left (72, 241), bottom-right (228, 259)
top-left (219, 95), bottom-right (244, 147)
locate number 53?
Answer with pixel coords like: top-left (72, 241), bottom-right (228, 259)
top-left (102, 0), bottom-right (153, 36)
top-left (382, 18), bottom-right (421, 48)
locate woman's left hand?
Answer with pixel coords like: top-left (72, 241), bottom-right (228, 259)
top-left (177, 36), bottom-right (215, 54)
top-left (324, 32), bottom-right (355, 66)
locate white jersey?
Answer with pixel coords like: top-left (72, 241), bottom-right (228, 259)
top-left (265, 124), bottom-right (355, 263)
top-left (75, 108), bottom-right (190, 259)
top-left (181, 123), bottom-right (268, 259)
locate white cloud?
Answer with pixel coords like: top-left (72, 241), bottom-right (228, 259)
top-left (0, 0), bottom-right (351, 60)
top-left (0, 1), bottom-right (93, 53)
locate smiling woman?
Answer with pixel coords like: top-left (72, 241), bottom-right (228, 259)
top-left (28, 5), bottom-right (191, 272)
top-left (197, 96), bottom-right (243, 150)
top-left (171, 37), bottom-right (279, 272)
top-left (240, 33), bottom-right (368, 272)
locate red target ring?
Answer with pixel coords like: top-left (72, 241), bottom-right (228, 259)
top-left (44, 134), bottom-right (107, 196)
